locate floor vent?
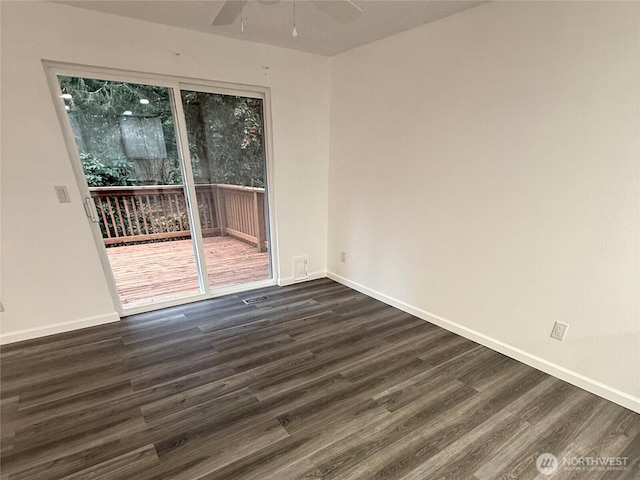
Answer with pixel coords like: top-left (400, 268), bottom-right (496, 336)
top-left (242, 295), bottom-right (269, 305)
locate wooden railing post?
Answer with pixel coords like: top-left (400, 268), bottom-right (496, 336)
top-left (253, 191), bottom-right (266, 253)
top-left (214, 185), bottom-right (227, 236)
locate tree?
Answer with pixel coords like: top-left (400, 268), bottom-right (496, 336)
top-left (59, 77), bottom-right (266, 188)
top-left (181, 90), bottom-right (265, 187)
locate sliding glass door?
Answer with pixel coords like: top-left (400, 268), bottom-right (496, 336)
top-left (180, 89), bottom-right (270, 290)
top-left (54, 71), bottom-right (272, 312)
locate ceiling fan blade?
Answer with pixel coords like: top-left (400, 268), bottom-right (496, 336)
top-left (211, 0), bottom-right (248, 26)
top-left (311, 0), bottom-right (363, 23)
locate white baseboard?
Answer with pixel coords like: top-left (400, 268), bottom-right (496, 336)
top-left (278, 270), bottom-right (327, 287)
top-left (327, 272), bottom-right (640, 414)
top-left (0, 312), bottom-right (121, 345)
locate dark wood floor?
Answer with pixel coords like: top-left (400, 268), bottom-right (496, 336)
top-left (1, 279), bottom-right (638, 479)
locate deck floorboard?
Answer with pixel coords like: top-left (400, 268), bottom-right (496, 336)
top-left (106, 236), bottom-right (270, 307)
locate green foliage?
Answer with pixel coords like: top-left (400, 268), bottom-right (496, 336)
top-left (60, 76), bottom-right (181, 186)
top-left (234, 101), bottom-right (264, 150)
top-left (80, 153), bottom-right (135, 187)
top-left (60, 77), bottom-right (170, 116)
top-left (181, 91), bottom-right (266, 187)
top-left (60, 76), bottom-right (267, 189)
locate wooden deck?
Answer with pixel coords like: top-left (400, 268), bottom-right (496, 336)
top-left (106, 236), bottom-right (270, 308)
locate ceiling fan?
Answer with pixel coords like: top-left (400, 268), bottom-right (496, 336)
top-left (211, 0), bottom-right (364, 26)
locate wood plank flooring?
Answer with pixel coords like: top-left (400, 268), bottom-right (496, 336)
top-left (106, 236), bottom-right (270, 308)
top-left (1, 279), bottom-right (638, 479)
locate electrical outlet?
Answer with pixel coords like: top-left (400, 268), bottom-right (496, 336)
top-left (550, 321), bottom-right (569, 341)
top-left (340, 251), bottom-right (346, 263)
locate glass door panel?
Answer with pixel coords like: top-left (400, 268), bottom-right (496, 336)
top-left (180, 90), bottom-right (272, 289)
top-left (58, 76), bottom-right (202, 308)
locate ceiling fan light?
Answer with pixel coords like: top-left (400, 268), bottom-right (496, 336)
top-left (292, 0), bottom-right (297, 37)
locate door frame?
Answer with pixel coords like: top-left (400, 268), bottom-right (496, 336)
top-left (42, 60), bottom-right (279, 315)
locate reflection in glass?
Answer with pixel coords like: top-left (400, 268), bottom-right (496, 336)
top-left (181, 90), bottom-right (271, 289)
top-left (59, 76), bottom-right (201, 307)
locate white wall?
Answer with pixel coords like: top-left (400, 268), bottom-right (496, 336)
top-left (0, 1), bottom-right (329, 340)
top-left (328, 1), bottom-right (640, 410)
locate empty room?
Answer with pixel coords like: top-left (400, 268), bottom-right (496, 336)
top-left (1, 1), bottom-right (639, 479)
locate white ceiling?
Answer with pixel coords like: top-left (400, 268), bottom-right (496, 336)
top-left (58, 1), bottom-right (485, 56)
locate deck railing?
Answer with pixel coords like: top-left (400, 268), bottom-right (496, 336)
top-left (89, 184), bottom-right (267, 252)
